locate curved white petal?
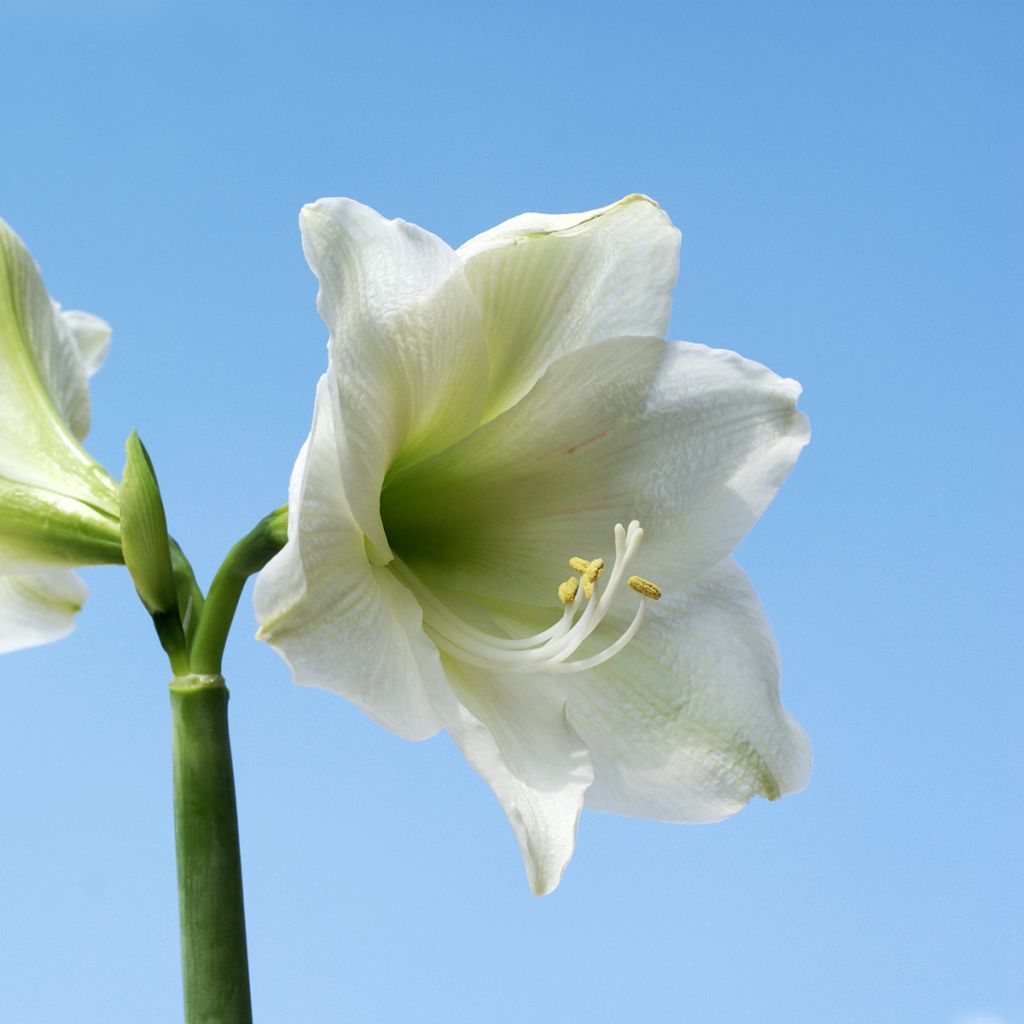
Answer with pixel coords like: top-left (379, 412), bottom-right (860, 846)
top-left (0, 569), bottom-right (88, 654)
top-left (254, 374), bottom-right (444, 741)
top-left (436, 656), bottom-right (593, 895)
top-left (60, 309), bottom-right (111, 382)
top-left (0, 219), bottom-right (116, 513)
top-left (382, 336), bottom-right (809, 607)
top-left (300, 199), bottom-right (488, 558)
top-left (458, 195), bottom-right (680, 419)
top-left (566, 559), bottom-right (811, 820)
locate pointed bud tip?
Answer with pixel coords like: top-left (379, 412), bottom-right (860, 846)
top-left (120, 432), bottom-right (178, 616)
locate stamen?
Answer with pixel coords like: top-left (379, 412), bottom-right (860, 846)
top-left (394, 520), bottom-right (657, 676)
top-left (628, 575), bottom-right (661, 600)
top-left (581, 557), bottom-right (605, 599)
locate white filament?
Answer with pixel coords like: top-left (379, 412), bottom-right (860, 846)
top-left (391, 521), bottom-right (651, 675)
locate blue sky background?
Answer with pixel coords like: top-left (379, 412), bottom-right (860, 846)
top-left (1, 2), bottom-right (1021, 1022)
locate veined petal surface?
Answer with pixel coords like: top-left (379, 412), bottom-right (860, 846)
top-left (254, 375), bottom-right (445, 741)
top-left (300, 199), bottom-right (488, 558)
top-left (0, 570), bottom-right (88, 654)
top-left (382, 336), bottom-right (808, 607)
top-left (458, 195), bottom-right (680, 419)
top-left (567, 559), bottom-right (811, 821)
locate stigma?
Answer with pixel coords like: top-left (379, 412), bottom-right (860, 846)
top-left (392, 521), bottom-right (661, 675)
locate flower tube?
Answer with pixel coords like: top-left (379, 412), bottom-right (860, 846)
top-left (0, 219), bottom-right (120, 653)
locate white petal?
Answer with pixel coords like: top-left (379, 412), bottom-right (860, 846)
top-left (60, 309), bottom-right (111, 382)
top-left (254, 374), bottom-right (444, 741)
top-left (0, 219), bottom-right (116, 512)
top-left (436, 657), bottom-right (593, 895)
top-left (0, 569), bottom-right (88, 654)
top-left (300, 199), bottom-right (488, 558)
top-left (382, 336), bottom-right (809, 607)
top-left (566, 559), bottom-right (811, 820)
top-left (458, 195), bottom-right (680, 419)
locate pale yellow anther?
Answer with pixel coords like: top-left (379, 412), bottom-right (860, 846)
top-left (568, 556), bottom-right (591, 573)
top-left (581, 557), bottom-right (605, 599)
top-left (628, 575), bottom-right (662, 600)
top-left (558, 577), bottom-right (579, 605)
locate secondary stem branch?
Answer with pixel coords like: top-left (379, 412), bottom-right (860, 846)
top-left (189, 507), bottom-right (287, 675)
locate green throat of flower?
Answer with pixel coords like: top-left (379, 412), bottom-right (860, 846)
top-left (389, 520), bottom-right (661, 676)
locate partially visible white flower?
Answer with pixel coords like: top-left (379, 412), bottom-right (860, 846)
top-left (256, 196), bottom-right (811, 893)
top-left (0, 219), bottom-right (120, 653)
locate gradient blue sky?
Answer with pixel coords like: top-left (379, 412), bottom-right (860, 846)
top-left (2, 2), bottom-right (1021, 1022)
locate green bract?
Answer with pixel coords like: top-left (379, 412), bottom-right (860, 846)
top-left (256, 196), bottom-right (812, 893)
top-left (0, 219), bottom-right (120, 653)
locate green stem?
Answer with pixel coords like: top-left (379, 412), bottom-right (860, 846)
top-left (171, 674), bottom-right (253, 1024)
top-left (160, 507), bottom-right (284, 1020)
top-left (190, 507), bottom-right (287, 675)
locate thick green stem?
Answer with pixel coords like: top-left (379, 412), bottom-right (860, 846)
top-left (170, 674), bottom-right (253, 1024)
top-left (160, 507), bottom-right (284, 1019)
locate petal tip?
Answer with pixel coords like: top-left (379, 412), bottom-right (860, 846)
top-left (524, 840), bottom-right (572, 896)
top-left (777, 718), bottom-right (814, 797)
top-left (617, 192), bottom-right (660, 208)
top-left (299, 196), bottom-right (362, 229)
top-left (529, 873), bottom-right (562, 897)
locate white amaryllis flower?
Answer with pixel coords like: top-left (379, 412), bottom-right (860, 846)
top-left (256, 195), bottom-right (811, 894)
top-left (0, 218), bottom-right (120, 654)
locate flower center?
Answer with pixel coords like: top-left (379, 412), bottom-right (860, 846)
top-left (391, 520), bottom-right (661, 675)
